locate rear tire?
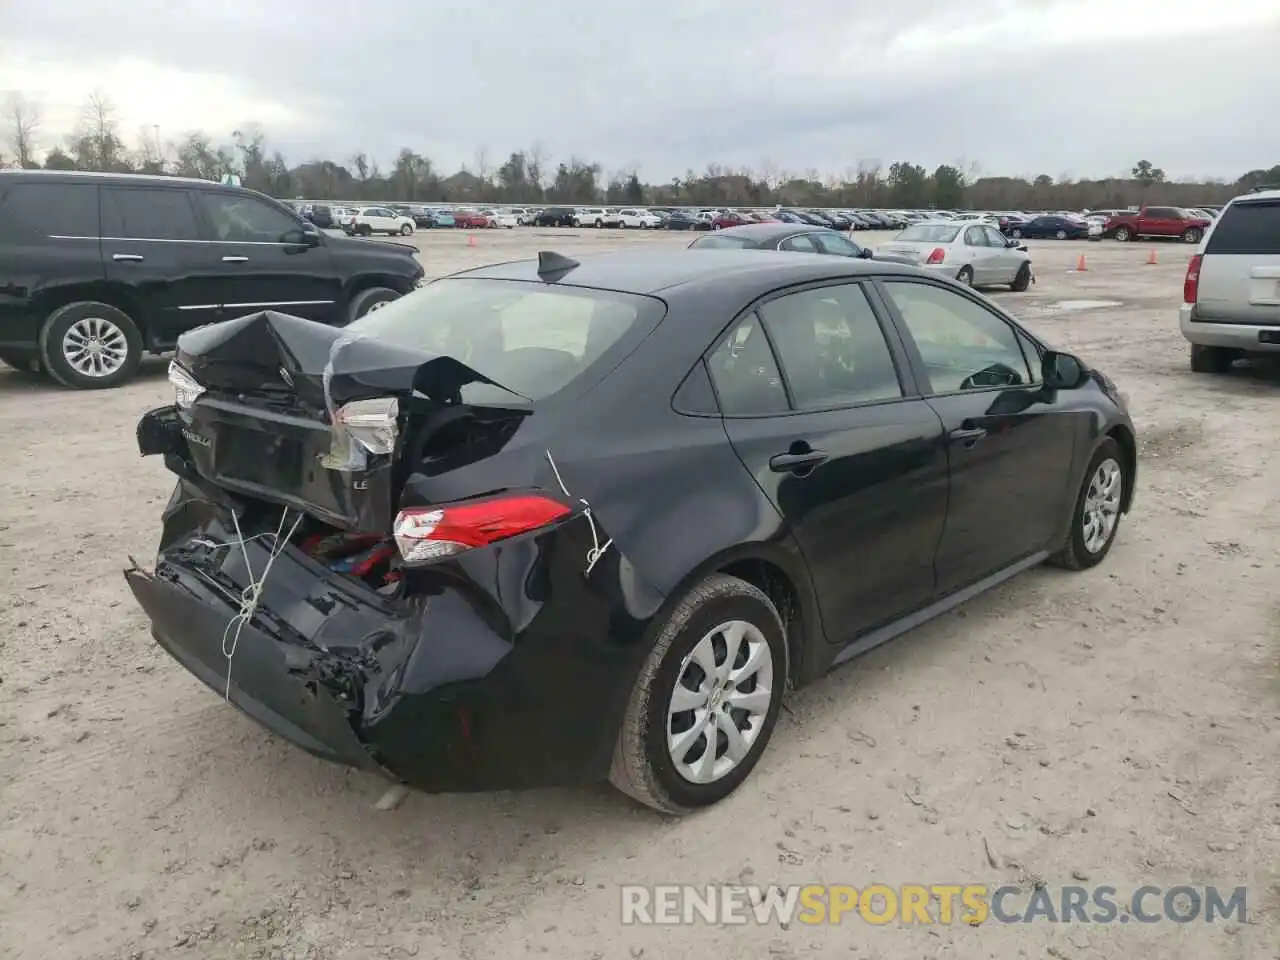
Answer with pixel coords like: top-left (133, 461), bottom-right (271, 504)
top-left (1047, 438), bottom-right (1125, 571)
top-left (1012, 228), bottom-right (1023, 239)
top-left (1055, 229), bottom-right (1067, 240)
top-left (609, 573), bottom-right (787, 814)
top-left (1189, 343), bottom-right (1234, 374)
top-left (1011, 263), bottom-right (1032, 292)
top-left (1182, 227), bottom-right (1202, 244)
top-left (955, 266), bottom-right (974, 287)
top-left (39, 301), bottom-right (142, 389)
top-left (346, 287), bottom-right (401, 324)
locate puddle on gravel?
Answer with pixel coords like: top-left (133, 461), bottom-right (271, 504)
top-left (1049, 299), bottom-right (1124, 311)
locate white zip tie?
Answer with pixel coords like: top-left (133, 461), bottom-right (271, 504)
top-left (219, 507), bottom-right (305, 700)
top-left (545, 449), bottom-right (612, 576)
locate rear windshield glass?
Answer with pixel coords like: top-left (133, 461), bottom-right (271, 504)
top-left (690, 235), bottom-right (755, 249)
top-left (898, 224), bottom-right (961, 243)
top-left (1204, 200), bottom-right (1280, 255)
top-left (347, 278), bottom-right (663, 403)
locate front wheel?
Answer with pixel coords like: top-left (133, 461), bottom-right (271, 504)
top-left (1182, 227), bottom-right (1202, 244)
top-left (1056, 229), bottom-right (1067, 240)
top-left (1012, 228), bottom-right (1023, 238)
top-left (399, 224), bottom-right (413, 236)
top-left (1011, 263), bottom-right (1032, 292)
top-left (346, 286), bottom-right (401, 324)
top-left (609, 573), bottom-right (787, 814)
top-left (1113, 226), bottom-right (1131, 242)
top-left (1047, 438), bottom-right (1125, 571)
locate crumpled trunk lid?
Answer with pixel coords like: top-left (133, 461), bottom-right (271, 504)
top-left (147, 310), bottom-right (528, 532)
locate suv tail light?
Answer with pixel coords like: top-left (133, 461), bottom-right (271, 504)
top-left (926, 247), bottom-right (946, 264)
top-left (1183, 253), bottom-right (1203, 304)
top-left (393, 494), bottom-right (572, 564)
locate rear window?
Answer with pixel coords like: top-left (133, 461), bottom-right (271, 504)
top-left (690, 234), bottom-right (755, 249)
top-left (1204, 200), bottom-right (1280, 255)
top-left (346, 278), bottom-right (663, 403)
top-left (898, 224), bottom-right (961, 243)
top-left (0, 181), bottom-right (99, 237)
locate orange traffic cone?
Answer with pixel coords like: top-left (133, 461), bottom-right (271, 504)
top-left (1146, 249), bottom-right (1158, 265)
top-left (467, 234), bottom-right (477, 248)
top-left (1075, 254), bottom-right (1088, 272)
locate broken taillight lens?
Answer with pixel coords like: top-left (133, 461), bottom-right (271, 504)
top-left (321, 397), bottom-right (399, 471)
top-left (168, 361), bottom-right (205, 409)
top-left (393, 495), bottom-right (572, 564)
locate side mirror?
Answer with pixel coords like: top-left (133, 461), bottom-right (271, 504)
top-left (858, 247), bottom-right (874, 259)
top-left (283, 228), bottom-right (321, 247)
top-left (1042, 350), bottom-right (1087, 389)
top-left (1005, 237), bottom-right (1019, 247)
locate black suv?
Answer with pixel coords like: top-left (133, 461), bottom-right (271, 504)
top-left (0, 171), bottom-right (425, 389)
top-left (533, 206), bottom-right (576, 227)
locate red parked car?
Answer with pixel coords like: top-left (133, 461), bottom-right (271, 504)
top-left (711, 211), bottom-right (755, 230)
top-left (452, 210), bottom-right (490, 229)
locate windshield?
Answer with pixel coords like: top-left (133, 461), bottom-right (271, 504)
top-left (898, 224), bottom-right (961, 243)
top-left (346, 278), bottom-right (663, 403)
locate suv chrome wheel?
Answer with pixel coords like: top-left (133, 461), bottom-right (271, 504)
top-left (62, 316), bottom-right (129, 378)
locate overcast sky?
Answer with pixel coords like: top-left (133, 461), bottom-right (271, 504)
top-left (2, 0), bottom-right (1278, 182)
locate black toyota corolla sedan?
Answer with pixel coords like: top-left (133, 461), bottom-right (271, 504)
top-left (126, 249), bottom-right (1136, 814)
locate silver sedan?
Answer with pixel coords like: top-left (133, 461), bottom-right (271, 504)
top-left (878, 221), bottom-right (1034, 290)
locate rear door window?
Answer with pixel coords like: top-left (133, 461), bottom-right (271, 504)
top-left (1204, 200), bottom-right (1280, 255)
top-left (779, 233), bottom-right (819, 253)
top-left (706, 314), bottom-right (789, 416)
top-left (101, 187), bottom-right (202, 241)
top-left (0, 181), bottom-right (99, 237)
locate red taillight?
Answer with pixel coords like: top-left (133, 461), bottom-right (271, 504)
top-left (926, 247), bottom-right (946, 264)
top-left (1184, 253), bottom-right (1203, 304)
top-left (393, 495), bottom-right (572, 564)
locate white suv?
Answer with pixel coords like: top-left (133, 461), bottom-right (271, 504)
top-left (574, 207), bottom-right (608, 228)
top-left (348, 206), bottom-right (415, 237)
top-left (615, 208), bottom-right (662, 229)
top-left (1180, 188), bottom-right (1280, 373)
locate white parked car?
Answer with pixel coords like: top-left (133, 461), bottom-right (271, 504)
top-left (508, 207), bottom-right (531, 225)
top-left (615, 208), bottom-right (663, 229)
top-left (483, 209), bottom-right (519, 229)
top-left (347, 206), bottom-right (415, 237)
top-left (879, 220), bottom-right (1034, 290)
top-left (332, 206), bottom-right (357, 230)
top-left (574, 207), bottom-right (608, 228)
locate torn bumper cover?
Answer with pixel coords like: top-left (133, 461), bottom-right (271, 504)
top-left (124, 477), bottom-right (650, 792)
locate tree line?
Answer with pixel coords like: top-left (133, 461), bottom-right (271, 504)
top-left (4, 91), bottom-right (1278, 210)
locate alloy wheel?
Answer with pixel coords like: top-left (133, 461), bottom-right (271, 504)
top-left (62, 316), bottom-right (129, 378)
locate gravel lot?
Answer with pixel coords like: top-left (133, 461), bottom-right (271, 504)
top-left (1, 229), bottom-right (1277, 960)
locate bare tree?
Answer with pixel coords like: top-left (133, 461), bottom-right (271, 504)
top-left (3, 92), bottom-right (42, 169)
top-left (70, 91), bottom-right (127, 171)
top-left (527, 139), bottom-right (549, 192)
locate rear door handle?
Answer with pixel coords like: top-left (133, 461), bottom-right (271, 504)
top-left (769, 450), bottom-right (829, 473)
top-left (948, 426), bottom-right (988, 444)
top-left (112, 253), bottom-right (144, 262)
top-left (221, 256), bottom-right (249, 263)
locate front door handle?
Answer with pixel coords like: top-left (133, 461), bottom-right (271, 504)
top-left (769, 450), bottom-right (829, 473)
top-left (112, 253), bottom-right (144, 262)
top-left (948, 426), bottom-right (988, 444)
top-left (221, 256), bottom-right (249, 263)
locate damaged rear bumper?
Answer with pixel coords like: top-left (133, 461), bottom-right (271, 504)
top-left (125, 477), bottom-right (657, 793)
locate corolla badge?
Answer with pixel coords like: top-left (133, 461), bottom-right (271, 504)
top-left (279, 366), bottom-right (294, 387)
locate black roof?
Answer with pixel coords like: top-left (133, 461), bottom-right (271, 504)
top-left (449, 249), bottom-right (919, 296)
top-left (694, 222), bottom-right (846, 247)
